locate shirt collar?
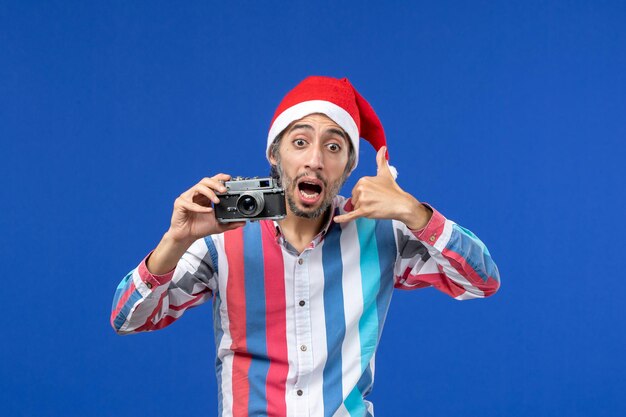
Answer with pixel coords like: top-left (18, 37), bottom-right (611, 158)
top-left (272, 197), bottom-right (338, 250)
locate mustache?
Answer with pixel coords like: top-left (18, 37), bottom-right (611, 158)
top-left (292, 172), bottom-right (328, 188)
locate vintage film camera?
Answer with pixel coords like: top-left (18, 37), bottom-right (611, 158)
top-left (215, 176), bottom-right (286, 223)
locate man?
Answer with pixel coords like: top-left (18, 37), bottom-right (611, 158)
top-left (111, 76), bottom-right (500, 417)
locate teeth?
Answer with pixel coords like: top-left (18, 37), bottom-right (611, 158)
top-left (299, 189), bottom-right (319, 199)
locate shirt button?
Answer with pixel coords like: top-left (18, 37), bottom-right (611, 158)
top-left (429, 235), bottom-right (436, 242)
top-left (300, 345), bottom-right (307, 352)
top-left (297, 389), bottom-right (303, 396)
top-left (298, 258), bottom-right (304, 265)
top-left (299, 300), bottom-right (306, 307)
top-left (146, 282), bottom-right (153, 289)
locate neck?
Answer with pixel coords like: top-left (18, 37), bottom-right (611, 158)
top-left (277, 205), bottom-right (330, 253)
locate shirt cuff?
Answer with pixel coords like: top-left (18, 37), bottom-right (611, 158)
top-left (410, 203), bottom-right (447, 246)
top-left (137, 251), bottom-right (176, 290)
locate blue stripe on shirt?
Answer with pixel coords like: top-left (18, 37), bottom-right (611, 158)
top-left (111, 272), bottom-right (132, 311)
top-left (322, 222), bottom-right (346, 417)
top-left (346, 361), bottom-right (376, 416)
top-left (446, 224), bottom-right (499, 282)
top-left (357, 362), bottom-right (374, 397)
top-left (204, 236), bottom-right (219, 276)
top-left (345, 385), bottom-right (366, 417)
top-left (347, 218), bottom-right (396, 413)
top-left (113, 286), bottom-right (143, 331)
top-left (355, 217), bottom-right (381, 373)
top-left (243, 221), bottom-right (270, 415)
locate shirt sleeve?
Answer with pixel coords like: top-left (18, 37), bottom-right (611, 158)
top-left (110, 236), bottom-right (219, 334)
top-left (393, 204), bottom-right (501, 300)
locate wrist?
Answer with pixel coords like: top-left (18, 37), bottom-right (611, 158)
top-left (400, 195), bottom-right (432, 230)
top-left (146, 232), bottom-right (195, 276)
top-left (164, 229), bottom-right (196, 248)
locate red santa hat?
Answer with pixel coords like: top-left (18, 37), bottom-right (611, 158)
top-left (267, 76), bottom-right (397, 178)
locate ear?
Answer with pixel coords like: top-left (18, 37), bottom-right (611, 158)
top-left (345, 160), bottom-right (355, 175)
top-left (268, 136), bottom-right (282, 165)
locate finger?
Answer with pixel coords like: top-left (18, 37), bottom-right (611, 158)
top-left (376, 146), bottom-right (391, 176)
top-left (182, 185), bottom-right (216, 206)
top-left (193, 183), bottom-right (221, 204)
top-left (181, 187), bottom-right (195, 200)
top-left (199, 177), bottom-right (228, 193)
top-left (350, 180), bottom-right (367, 206)
top-left (334, 208), bottom-right (365, 223)
top-left (176, 198), bottom-right (214, 213)
top-left (211, 173), bottom-right (231, 182)
top-left (211, 172), bottom-right (231, 181)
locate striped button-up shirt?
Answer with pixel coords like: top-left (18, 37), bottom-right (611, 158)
top-left (111, 196), bottom-right (500, 417)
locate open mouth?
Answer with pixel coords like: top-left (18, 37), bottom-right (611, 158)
top-left (297, 178), bottom-right (324, 202)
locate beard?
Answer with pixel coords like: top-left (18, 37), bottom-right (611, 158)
top-left (275, 162), bottom-right (348, 219)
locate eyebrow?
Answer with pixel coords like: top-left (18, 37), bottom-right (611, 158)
top-left (288, 123), bottom-right (315, 134)
top-left (288, 124), bottom-right (348, 142)
top-left (326, 128), bottom-right (348, 142)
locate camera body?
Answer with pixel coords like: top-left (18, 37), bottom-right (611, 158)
top-left (215, 176), bottom-right (286, 223)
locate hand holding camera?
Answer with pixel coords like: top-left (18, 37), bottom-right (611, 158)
top-left (167, 174), bottom-right (287, 244)
top-left (147, 174), bottom-right (286, 276)
top-left (147, 174), bottom-right (246, 275)
top-left (166, 173), bottom-right (247, 245)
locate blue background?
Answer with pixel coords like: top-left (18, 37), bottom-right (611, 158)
top-left (1, 1), bottom-right (624, 416)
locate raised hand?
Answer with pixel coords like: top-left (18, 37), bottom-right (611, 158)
top-left (147, 174), bottom-right (246, 275)
top-left (167, 173), bottom-right (246, 244)
top-left (333, 147), bottom-right (432, 230)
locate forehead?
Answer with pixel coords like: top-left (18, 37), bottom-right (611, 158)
top-left (285, 113), bottom-right (347, 139)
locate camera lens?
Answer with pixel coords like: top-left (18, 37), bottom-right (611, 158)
top-left (236, 191), bottom-right (264, 217)
top-left (239, 196), bottom-right (256, 214)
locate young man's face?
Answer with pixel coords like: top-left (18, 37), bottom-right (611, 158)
top-left (270, 113), bottom-right (352, 219)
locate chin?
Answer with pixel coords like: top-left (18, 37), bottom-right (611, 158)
top-left (288, 195), bottom-right (331, 219)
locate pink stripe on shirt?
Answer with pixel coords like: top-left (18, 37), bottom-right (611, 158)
top-left (225, 228), bottom-right (251, 417)
top-left (262, 221), bottom-right (288, 416)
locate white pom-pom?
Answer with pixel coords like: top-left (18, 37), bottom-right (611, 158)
top-left (388, 164), bottom-right (398, 179)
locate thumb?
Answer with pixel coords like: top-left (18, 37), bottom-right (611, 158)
top-left (376, 146), bottom-right (391, 176)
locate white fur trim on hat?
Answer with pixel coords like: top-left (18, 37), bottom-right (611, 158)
top-left (267, 100), bottom-right (360, 170)
top-left (388, 164), bottom-right (398, 179)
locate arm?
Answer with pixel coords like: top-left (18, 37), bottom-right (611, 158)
top-left (110, 237), bottom-right (219, 334)
top-left (110, 174), bottom-right (244, 335)
top-left (334, 146), bottom-right (500, 299)
top-left (393, 205), bottom-right (500, 299)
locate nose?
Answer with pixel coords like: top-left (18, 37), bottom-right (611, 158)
top-left (304, 144), bottom-right (324, 171)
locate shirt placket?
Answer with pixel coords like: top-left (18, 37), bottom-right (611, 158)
top-left (293, 248), bottom-right (314, 417)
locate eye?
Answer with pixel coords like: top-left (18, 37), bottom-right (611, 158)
top-left (293, 138), bottom-right (307, 147)
top-left (327, 143), bottom-right (341, 152)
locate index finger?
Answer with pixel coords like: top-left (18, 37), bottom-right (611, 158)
top-left (200, 176), bottom-right (229, 193)
top-left (333, 208), bottom-right (364, 224)
top-left (212, 173), bottom-right (231, 182)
